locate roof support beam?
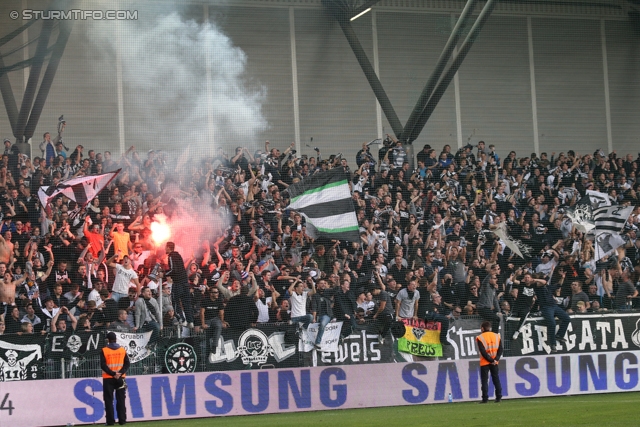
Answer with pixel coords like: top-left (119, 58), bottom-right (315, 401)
top-left (15, 19), bottom-right (54, 141)
top-left (24, 16), bottom-right (75, 142)
top-left (404, 0), bottom-right (497, 144)
top-left (400, 0), bottom-right (479, 143)
top-left (336, 16), bottom-right (404, 137)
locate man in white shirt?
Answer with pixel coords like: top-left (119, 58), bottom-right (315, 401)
top-left (107, 251), bottom-right (141, 302)
top-left (254, 288), bottom-right (270, 323)
top-left (87, 281), bottom-right (105, 307)
top-left (288, 279), bottom-right (315, 329)
top-left (395, 280), bottom-right (420, 319)
top-left (374, 253), bottom-right (388, 278)
top-left (129, 241), bottom-right (150, 270)
top-left (535, 249), bottom-right (558, 277)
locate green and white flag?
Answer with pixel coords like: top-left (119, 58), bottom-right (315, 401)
top-left (287, 168), bottom-right (359, 241)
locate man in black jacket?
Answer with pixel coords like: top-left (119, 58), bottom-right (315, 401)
top-left (164, 242), bottom-right (193, 327)
top-left (225, 286), bottom-right (258, 330)
top-left (311, 279), bottom-right (336, 350)
top-left (334, 280), bottom-right (357, 339)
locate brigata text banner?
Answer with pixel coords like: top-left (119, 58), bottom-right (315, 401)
top-left (1, 350), bottom-right (639, 426)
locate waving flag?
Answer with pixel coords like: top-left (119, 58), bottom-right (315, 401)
top-left (593, 205), bottom-right (633, 234)
top-left (38, 169), bottom-right (121, 212)
top-left (586, 189), bottom-right (611, 208)
top-left (492, 221), bottom-right (534, 259)
top-left (565, 196), bottom-right (595, 233)
top-left (594, 231), bottom-right (626, 261)
top-left (287, 168), bottom-right (359, 241)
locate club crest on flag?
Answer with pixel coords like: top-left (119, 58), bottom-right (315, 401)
top-left (565, 196), bottom-right (595, 233)
top-left (412, 328), bottom-right (426, 341)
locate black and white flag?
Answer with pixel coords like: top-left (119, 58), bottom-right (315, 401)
top-left (586, 189), bottom-right (611, 208)
top-left (287, 168), bottom-right (359, 241)
top-left (492, 222), bottom-right (534, 259)
top-left (594, 231), bottom-right (626, 261)
top-left (565, 196), bottom-right (595, 233)
top-left (593, 205), bottom-right (633, 234)
top-left (38, 169), bottom-right (121, 214)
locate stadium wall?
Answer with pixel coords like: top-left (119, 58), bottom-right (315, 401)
top-left (0, 0), bottom-right (637, 162)
top-left (1, 350), bottom-right (639, 426)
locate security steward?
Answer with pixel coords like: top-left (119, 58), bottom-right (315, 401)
top-left (476, 321), bottom-right (503, 403)
top-left (101, 331), bottom-right (131, 425)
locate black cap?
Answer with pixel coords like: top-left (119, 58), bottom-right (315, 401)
top-left (107, 332), bottom-right (117, 342)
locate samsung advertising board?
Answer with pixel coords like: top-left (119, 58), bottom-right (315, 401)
top-left (1, 350), bottom-right (640, 426)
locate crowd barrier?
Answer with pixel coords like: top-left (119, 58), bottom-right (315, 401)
top-left (1, 312), bottom-right (640, 425)
top-left (1, 313), bottom-right (639, 381)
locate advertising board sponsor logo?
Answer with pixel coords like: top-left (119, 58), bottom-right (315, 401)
top-left (318, 329), bottom-right (383, 365)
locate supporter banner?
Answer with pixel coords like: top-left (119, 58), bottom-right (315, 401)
top-left (442, 317), bottom-right (484, 360)
top-left (299, 321), bottom-right (342, 353)
top-left (506, 313), bottom-right (640, 356)
top-left (165, 343), bottom-right (198, 374)
top-left (398, 318), bottom-right (442, 357)
top-left (0, 335), bottom-right (44, 382)
top-left (110, 331), bottom-right (153, 363)
top-left (47, 331), bottom-right (104, 360)
top-left (206, 325), bottom-right (298, 370)
top-left (314, 323), bottom-right (399, 366)
top-left (3, 350), bottom-right (640, 426)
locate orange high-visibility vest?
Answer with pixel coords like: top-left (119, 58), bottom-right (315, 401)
top-left (476, 331), bottom-right (500, 366)
top-left (102, 346), bottom-right (127, 379)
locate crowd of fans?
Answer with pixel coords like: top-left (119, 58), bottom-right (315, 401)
top-left (1, 123), bottom-right (640, 355)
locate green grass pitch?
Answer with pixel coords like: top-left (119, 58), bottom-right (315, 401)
top-left (134, 392), bottom-right (640, 427)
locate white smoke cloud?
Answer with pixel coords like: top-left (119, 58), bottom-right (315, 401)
top-left (82, 6), bottom-right (266, 255)
top-left (88, 7), bottom-right (268, 153)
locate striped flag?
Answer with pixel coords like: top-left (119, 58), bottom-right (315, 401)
top-left (593, 205), bottom-right (633, 233)
top-left (38, 169), bottom-right (121, 213)
top-left (397, 318), bottom-right (442, 357)
top-left (287, 168), bottom-right (359, 241)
